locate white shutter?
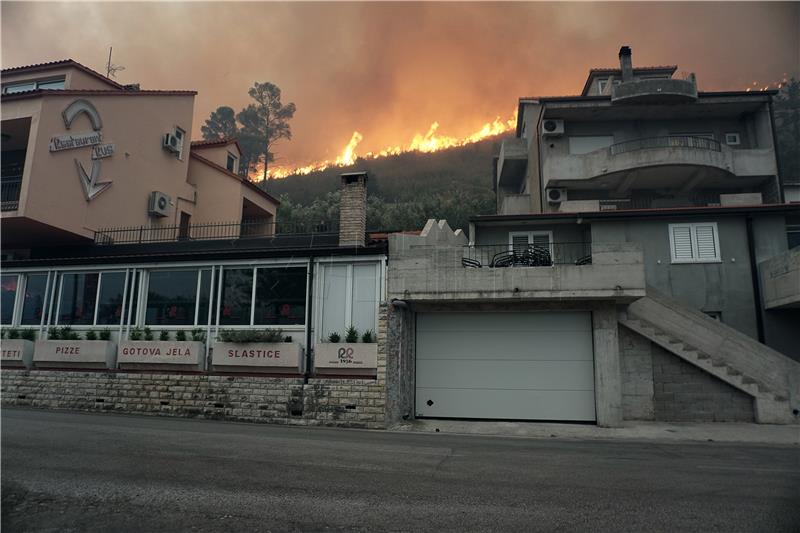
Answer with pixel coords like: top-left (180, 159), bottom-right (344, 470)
top-left (511, 234), bottom-right (529, 253)
top-left (670, 225), bottom-right (694, 262)
top-left (694, 224), bottom-right (719, 261)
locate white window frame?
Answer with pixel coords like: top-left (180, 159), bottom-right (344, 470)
top-left (2, 77), bottom-right (65, 94)
top-left (226, 152), bottom-right (238, 174)
top-left (216, 265), bottom-right (309, 328)
top-left (142, 268), bottom-right (213, 328)
top-left (597, 79), bottom-right (621, 94)
top-left (174, 126), bottom-right (186, 160)
top-left (508, 231), bottom-right (553, 253)
top-left (54, 270), bottom-right (127, 327)
top-left (724, 132), bottom-right (741, 146)
top-left (668, 223), bottom-right (721, 264)
top-left (1, 273), bottom-right (22, 325)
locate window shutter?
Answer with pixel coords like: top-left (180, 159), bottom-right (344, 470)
top-left (671, 225), bottom-right (694, 262)
top-left (694, 224), bottom-right (719, 261)
top-left (511, 235), bottom-right (529, 253)
top-left (532, 233), bottom-right (550, 249)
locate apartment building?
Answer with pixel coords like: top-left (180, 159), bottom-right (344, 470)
top-left (387, 48), bottom-right (800, 427)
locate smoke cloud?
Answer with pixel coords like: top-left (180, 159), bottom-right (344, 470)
top-left (2, 2), bottom-right (798, 168)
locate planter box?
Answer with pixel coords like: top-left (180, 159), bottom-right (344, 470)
top-left (117, 341), bottom-right (205, 370)
top-left (314, 343), bottom-right (377, 375)
top-left (212, 342), bottom-right (303, 373)
top-left (1, 339), bottom-right (35, 368)
top-left (34, 340), bottom-right (116, 369)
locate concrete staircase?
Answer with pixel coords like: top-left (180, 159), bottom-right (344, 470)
top-left (619, 290), bottom-right (800, 425)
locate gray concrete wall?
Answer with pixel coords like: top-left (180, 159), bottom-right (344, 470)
top-left (619, 326), bottom-right (655, 420)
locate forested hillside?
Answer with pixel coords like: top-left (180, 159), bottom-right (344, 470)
top-left (261, 135), bottom-right (510, 232)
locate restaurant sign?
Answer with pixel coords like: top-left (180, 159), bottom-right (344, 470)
top-left (49, 131), bottom-right (103, 152)
top-left (91, 143), bottom-right (115, 160)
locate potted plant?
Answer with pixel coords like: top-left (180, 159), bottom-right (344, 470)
top-left (1, 328), bottom-right (36, 368)
top-left (33, 327), bottom-right (116, 369)
top-left (211, 328), bottom-right (303, 373)
top-left (117, 326), bottom-right (205, 370)
top-left (314, 325), bottom-right (378, 375)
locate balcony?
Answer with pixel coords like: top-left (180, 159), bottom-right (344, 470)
top-left (500, 194), bottom-right (531, 215)
top-left (1, 179), bottom-right (21, 212)
top-left (611, 77), bottom-right (697, 104)
top-left (760, 248), bottom-right (800, 309)
top-left (388, 239), bottom-right (645, 303)
top-left (496, 138), bottom-right (528, 189)
top-left (544, 136), bottom-right (777, 191)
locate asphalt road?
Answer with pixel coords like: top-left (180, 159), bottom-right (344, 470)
top-left (2, 408), bottom-right (799, 532)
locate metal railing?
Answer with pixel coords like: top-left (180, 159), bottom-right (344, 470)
top-left (609, 135), bottom-right (721, 156)
top-left (95, 219), bottom-right (338, 245)
top-left (462, 242), bottom-right (592, 268)
top-left (1, 179), bottom-right (22, 211)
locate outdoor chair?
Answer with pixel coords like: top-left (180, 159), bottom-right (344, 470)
top-left (462, 257), bottom-right (482, 268)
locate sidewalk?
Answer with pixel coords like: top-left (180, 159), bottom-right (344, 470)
top-left (390, 419), bottom-right (800, 446)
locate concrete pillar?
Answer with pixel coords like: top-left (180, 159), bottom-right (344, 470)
top-left (592, 303), bottom-right (623, 427)
top-left (338, 171), bottom-right (367, 247)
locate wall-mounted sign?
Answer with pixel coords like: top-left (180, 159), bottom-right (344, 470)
top-left (75, 159), bottom-right (112, 200)
top-left (49, 131), bottom-right (102, 152)
top-left (91, 143), bottom-right (115, 160)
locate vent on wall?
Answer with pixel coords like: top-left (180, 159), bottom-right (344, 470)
top-left (541, 119), bottom-right (565, 136)
top-left (148, 191), bottom-right (172, 218)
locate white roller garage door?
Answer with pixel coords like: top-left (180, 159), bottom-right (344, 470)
top-left (416, 312), bottom-right (596, 421)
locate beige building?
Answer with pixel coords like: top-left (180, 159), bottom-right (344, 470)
top-left (1, 59), bottom-right (278, 253)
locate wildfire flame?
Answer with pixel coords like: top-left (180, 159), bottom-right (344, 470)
top-left (745, 74), bottom-right (789, 92)
top-left (261, 110), bottom-right (518, 179)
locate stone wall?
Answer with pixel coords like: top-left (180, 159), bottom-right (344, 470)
top-left (2, 304), bottom-right (392, 429)
top-left (620, 326), bottom-right (755, 423)
top-left (383, 304), bottom-right (415, 425)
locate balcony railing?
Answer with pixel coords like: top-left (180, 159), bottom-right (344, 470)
top-left (462, 242), bottom-right (592, 268)
top-left (609, 136), bottom-right (721, 156)
top-left (1, 179), bottom-right (22, 211)
top-left (95, 219), bottom-right (338, 245)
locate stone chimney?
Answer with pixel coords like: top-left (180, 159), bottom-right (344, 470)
top-left (618, 46), bottom-right (633, 82)
top-left (339, 171), bottom-right (368, 247)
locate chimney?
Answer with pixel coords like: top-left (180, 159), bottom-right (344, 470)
top-left (338, 171), bottom-right (368, 247)
top-left (618, 46), bottom-right (633, 82)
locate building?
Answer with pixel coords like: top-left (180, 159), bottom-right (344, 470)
top-left (1, 60), bottom-right (390, 428)
top-left (387, 47), bottom-right (800, 427)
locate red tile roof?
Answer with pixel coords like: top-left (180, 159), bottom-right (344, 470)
top-left (1, 59), bottom-right (126, 90)
top-left (190, 138), bottom-right (242, 156)
top-left (1, 89), bottom-right (197, 101)
top-left (189, 152), bottom-right (280, 206)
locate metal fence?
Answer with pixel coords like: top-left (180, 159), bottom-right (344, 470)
top-left (462, 242), bottom-right (592, 268)
top-left (609, 135), bottom-right (721, 156)
top-left (1, 179), bottom-right (22, 211)
top-left (95, 219), bottom-right (339, 245)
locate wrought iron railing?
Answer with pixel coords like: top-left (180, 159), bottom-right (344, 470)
top-left (609, 135), bottom-right (721, 156)
top-left (1, 179), bottom-right (22, 211)
top-left (462, 242), bottom-right (592, 268)
top-left (95, 219), bottom-right (338, 245)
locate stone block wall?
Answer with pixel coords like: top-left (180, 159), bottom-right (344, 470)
top-left (383, 304), bottom-right (415, 425)
top-left (1, 304), bottom-right (392, 429)
top-left (620, 326), bottom-right (755, 422)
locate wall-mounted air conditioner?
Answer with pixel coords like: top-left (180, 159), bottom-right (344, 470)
top-left (546, 187), bottom-right (567, 204)
top-left (148, 191), bottom-right (172, 217)
top-left (541, 119), bottom-right (565, 136)
top-left (162, 133), bottom-right (181, 155)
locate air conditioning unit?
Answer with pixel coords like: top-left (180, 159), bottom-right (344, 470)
top-left (162, 133), bottom-right (181, 154)
top-left (148, 191), bottom-right (172, 217)
top-left (541, 119), bottom-right (565, 136)
top-left (546, 188), bottom-right (567, 204)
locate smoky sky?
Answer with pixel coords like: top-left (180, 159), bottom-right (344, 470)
top-left (2, 2), bottom-right (798, 168)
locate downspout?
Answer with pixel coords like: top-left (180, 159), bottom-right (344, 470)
top-left (745, 215), bottom-right (766, 343)
top-left (304, 260), bottom-right (314, 384)
top-left (767, 98), bottom-right (785, 203)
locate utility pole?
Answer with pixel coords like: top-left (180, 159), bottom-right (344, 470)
top-left (105, 47), bottom-right (125, 78)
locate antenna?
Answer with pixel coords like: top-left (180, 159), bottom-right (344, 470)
top-left (105, 47), bottom-right (125, 79)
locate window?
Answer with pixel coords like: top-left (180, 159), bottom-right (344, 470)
top-left (226, 152), bottom-right (238, 173)
top-left (145, 269), bottom-right (210, 326)
top-left (2, 77), bottom-right (65, 94)
top-left (669, 223), bottom-right (721, 263)
top-left (174, 127), bottom-right (186, 159)
top-left (568, 136), bottom-right (614, 155)
top-left (597, 79), bottom-right (621, 93)
top-left (220, 268), bottom-right (253, 325)
top-left (253, 268), bottom-right (306, 325)
top-left (57, 273), bottom-right (99, 325)
top-left (95, 273), bottom-right (126, 325)
top-left (20, 273), bottom-right (50, 326)
top-left (788, 224), bottom-right (800, 249)
top-left (318, 262), bottom-right (379, 339)
top-left (509, 231), bottom-right (552, 254)
top-left (1, 274), bottom-right (18, 324)
top-left (725, 133), bottom-right (741, 146)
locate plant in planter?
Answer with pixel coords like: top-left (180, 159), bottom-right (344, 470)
top-left (59, 327), bottom-right (80, 340)
top-left (327, 332), bottom-right (341, 343)
top-left (159, 330), bottom-right (170, 341)
top-left (175, 330), bottom-right (187, 341)
top-left (143, 327), bottom-right (154, 341)
top-left (99, 329), bottom-right (112, 341)
top-left (7, 328), bottom-right (20, 339)
top-left (128, 327), bottom-right (143, 341)
top-left (118, 326), bottom-right (204, 369)
top-left (21, 329), bottom-right (37, 342)
top-left (47, 327), bottom-right (59, 340)
top-left (216, 329), bottom-right (284, 343)
top-left (34, 324), bottom-right (115, 369)
top-left (212, 328), bottom-right (302, 372)
top-left (2, 328), bottom-right (36, 368)
top-left (345, 326), bottom-right (359, 343)
top-left (191, 328), bottom-right (206, 343)
top-left (361, 330), bottom-right (375, 343)
top-left (84, 330), bottom-right (98, 341)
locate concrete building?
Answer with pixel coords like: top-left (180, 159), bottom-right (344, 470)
top-left (387, 47), bottom-right (800, 427)
top-left (1, 60), bottom-right (389, 428)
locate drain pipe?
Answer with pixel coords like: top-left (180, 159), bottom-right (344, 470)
top-left (304, 260), bottom-right (315, 384)
top-left (745, 216), bottom-right (766, 343)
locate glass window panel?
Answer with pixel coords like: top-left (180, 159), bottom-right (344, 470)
top-left (320, 265), bottom-right (347, 339)
top-left (146, 270), bottom-right (198, 326)
top-left (1, 274), bottom-right (18, 324)
top-left (20, 274), bottom-right (49, 325)
top-left (4, 82), bottom-right (35, 94)
top-left (58, 273), bottom-right (99, 325)
top-left (220, 269), bottom-right (253, 325)
top-left (37, 79), bottom-right (65, 90)
top-left (128, 272), bottom-right (140, 324)
top-left (254, 267), bottom-right (306, 325)
top-left (351, 264), bottom-right (377, 334)
top-left (96, 272), bottom-right (126, 325)
top-left (197, 270), bottom-right (212, 325)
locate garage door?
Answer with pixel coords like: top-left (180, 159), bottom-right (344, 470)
top-left (416, 312), bottom-right (596, 421)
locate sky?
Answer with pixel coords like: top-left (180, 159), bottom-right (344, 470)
top-left (2, 2), bottom-right (798, 172)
